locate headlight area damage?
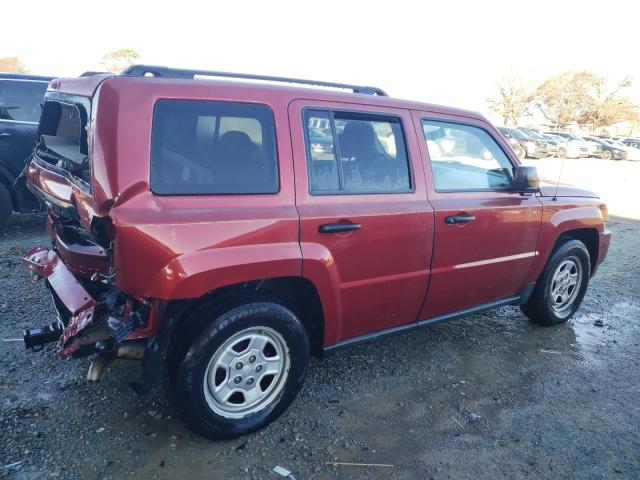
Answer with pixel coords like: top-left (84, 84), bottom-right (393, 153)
top-left (22, 246), bottom-right (159, 391)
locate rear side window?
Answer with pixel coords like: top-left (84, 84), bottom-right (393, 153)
top-left (151, 100), bottom-right (278, 195)
top-left (0, 80), bottom-right (48, 123)
top-left (422, 119), bottom-right (514, 191)
top-left (304, 110), bottom-right (412, 194)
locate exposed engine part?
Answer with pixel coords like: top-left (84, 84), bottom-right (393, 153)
top-left (116, 342), bottom-right (145, 360)
top-left (87, 352), bottom-right (113, 382)
top-left (86, 341), bottom-right (146, 382)
top-left (23, 322), bottom-right (63, 350)
top-left (108, 305), bottom-right (150, 343)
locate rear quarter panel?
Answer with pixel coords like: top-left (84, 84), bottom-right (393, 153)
top-left (95, 78), bottom-right (302, 299)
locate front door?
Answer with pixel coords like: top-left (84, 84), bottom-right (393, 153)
top-left (413, 112), bottom-right (543, 319)
top-left (289, 100), bottom-right (434, 344)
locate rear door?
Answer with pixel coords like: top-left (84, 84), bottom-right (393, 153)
top-left (0, 79), bottom-right (48, 177)
top-left (413, 112), bottom-right (543, 319)
top-left (289, 100), bottom-right (433, 344)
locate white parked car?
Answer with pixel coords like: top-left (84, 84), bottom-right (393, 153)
top-left (542, 133), bottom-right (581, 158)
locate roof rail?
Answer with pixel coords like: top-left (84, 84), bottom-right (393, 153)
top-left (120, 64), bottom-right (388, 96)
top-left (80, 71), bottom-right (110, 77)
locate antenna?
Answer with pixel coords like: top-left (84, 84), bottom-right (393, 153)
top-left (553, 153), bottom-right (566, 201)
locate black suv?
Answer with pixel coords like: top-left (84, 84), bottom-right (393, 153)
top-left (0, 73), bottom-right (53, 230)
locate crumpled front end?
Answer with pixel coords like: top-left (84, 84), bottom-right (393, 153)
top-left (22, 245), bottom-right (151, 359)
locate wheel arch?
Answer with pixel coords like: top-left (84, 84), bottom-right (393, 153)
top-left (555, 228), bottom-right (599, 275)
top-left (164, 276), bottom-right (326, 379)
top-left (527, 204), bottom-right (605, 284)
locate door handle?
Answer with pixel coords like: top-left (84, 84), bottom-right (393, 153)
top-left (319, 223), bottom-right (361, 234)
top-left (444, 215), bottom-right (476, 225)
top-left (0, 133), bottom-right (11, 138)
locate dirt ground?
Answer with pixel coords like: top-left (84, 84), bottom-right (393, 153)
top-left (1, 159), bottom-right (639, 480)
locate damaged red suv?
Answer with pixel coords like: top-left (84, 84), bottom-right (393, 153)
top-left (20, 65), bottom-right (611, 439)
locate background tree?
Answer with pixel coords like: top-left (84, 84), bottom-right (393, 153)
top-left (486, 75), bottom-right (533, 126)
top-left (533, 71), bottom-right (639, 130)
top-left (0, 56), bottom-right (30, 73)
top-left (533, 71), bottom-right (596, 128)
top-left (99, 48), bottom-right (141, 73)
top-left (577, 77), bottom-right (639, 131)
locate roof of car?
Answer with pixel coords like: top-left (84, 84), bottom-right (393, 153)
top-left (50, 70), bottom-right (486, 122)
top-left (0, 73), bottom-right (55, 81)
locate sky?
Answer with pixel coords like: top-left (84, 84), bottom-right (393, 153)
top-left (4, 0), bottom-right (639, 120)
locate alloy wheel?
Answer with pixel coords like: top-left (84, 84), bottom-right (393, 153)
top-left (549, 257), bottom-right (583, 316)
top-left (203, 327), bottom-right (290, 419)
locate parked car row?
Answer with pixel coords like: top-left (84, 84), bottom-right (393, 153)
top-left (497, 125), bottom-right (640, 161)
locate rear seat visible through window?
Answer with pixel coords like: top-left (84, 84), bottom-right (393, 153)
top-left (304, 109), bottom-right (412, 194)
top-left (150, 100), bottom-right (278, 194)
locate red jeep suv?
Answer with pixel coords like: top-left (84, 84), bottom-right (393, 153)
top-left (20, 66), bottom-right (611, 439)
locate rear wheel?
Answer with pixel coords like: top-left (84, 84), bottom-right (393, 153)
top-left (602, 150), bottom-right (612, 160)
top-left (557, 147), bottom-right (567, 159)
top-left (170, 301), bottom-right (310, 439)
top-left (516, 145), bottom-right (526, 160)
top-left (0, 183), bottom-right (12, 232)
top-left (521, 239), bottom-right (590, 326)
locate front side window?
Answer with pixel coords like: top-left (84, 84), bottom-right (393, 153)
top-left (0, 80), bottom-right (48, 123)
top-left (422, 120), bottom-right (514, 191)
top-left (304, 110), bottom-right (412, 193)
top-left (151, 100), bottom-right (278, 195)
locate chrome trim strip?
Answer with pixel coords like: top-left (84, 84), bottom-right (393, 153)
top-left (454, 251), bottom-right (538, 270)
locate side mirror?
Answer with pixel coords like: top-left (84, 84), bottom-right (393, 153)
top-left (513, 165), bottom-right (540, 193)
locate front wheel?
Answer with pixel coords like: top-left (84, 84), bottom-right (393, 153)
top-left (516, 145), bottom-right (526, 160)
top-left (602, 150), bottom-right (612, 160)
top-left (521, 239), bottom-right (591, 326)
top-left (171, 301), bottom-right (310, 439)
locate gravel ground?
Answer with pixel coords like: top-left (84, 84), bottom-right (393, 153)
top-left (1, 164), bottom-right (639, 479)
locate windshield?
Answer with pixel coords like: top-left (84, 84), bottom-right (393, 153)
top-left (526, 131), bottom-right (545, 140)
top-left (510, 128), bottom-right (529, 139)
top-left (544, 134), bottom-right (564, 142)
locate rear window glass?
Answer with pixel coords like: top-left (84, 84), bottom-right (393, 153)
top-left (151, 100), bottom-right (278, 195)
top-left (0, 80), bottom-right (48, 123)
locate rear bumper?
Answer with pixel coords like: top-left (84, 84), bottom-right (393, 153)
top-left (22, 246), bottom-right (153, 357)
top-left (23, 247), bottom-right (97, 314)
top-left (23, 247), bottom-right (99, 357)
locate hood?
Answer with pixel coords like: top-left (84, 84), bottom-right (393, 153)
top-left (538, 183), bottom-right (599, 198)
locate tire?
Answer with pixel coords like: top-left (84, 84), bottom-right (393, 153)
top-left (170, 301), bottom-right (310, 439)
top-left (521, 239), bottom-right (591, 326)
top-left (602, 150), bottom-right (612, 160)
top-left (0, 183), bottom-right (12, 232)
top-left (557, 148), bottom-right (567, 159)
top-left (516, 145), bottom-right (526, 160)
